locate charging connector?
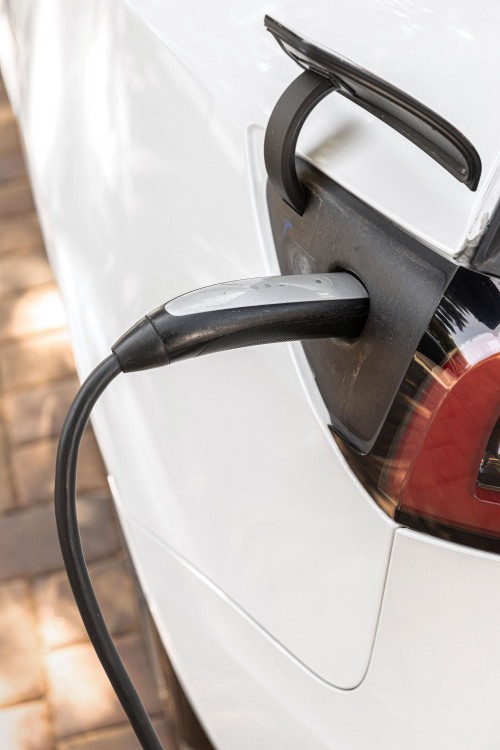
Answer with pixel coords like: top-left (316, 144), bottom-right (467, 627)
top-left (111, 272), bottom-right (367, 371)
top-left (55, 273), bottom-right (368, 750)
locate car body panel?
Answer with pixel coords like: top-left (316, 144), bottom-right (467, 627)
top-left (120, 513), bottom-right (500, 750)
top-left (86, 0), bottom-right (500, 257)
top-left (6, 0), bottom-right (500, 259)
top-left (0, 0), bottom-right (396, 690)
top-left (3, 0), bottom-right (500, 745)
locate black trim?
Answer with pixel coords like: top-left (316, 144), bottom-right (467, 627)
top-left (264, 14), bottom-right (481, 213)
top-left (471, 202), bottom-right (500, 277)
top-left (396, 510), bottom-right (500, 555)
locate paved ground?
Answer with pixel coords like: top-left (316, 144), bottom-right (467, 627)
top-left (0, 77), bottom-right (175, 748)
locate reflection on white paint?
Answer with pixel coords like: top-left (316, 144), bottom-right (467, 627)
top-left (83, 20), bottom-right (117, 189)
top-left (26, 0), bottom-right (63, 179)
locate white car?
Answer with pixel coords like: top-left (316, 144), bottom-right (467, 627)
top-left (2, 1), bottom-right (500, 748)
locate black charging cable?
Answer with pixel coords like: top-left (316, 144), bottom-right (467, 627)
top-left (55, 273), bottom-right (369, 750)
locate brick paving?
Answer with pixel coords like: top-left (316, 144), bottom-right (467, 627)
top-left (0, 77), bottom-right (176, 748)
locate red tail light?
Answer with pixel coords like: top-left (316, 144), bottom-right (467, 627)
top-left (334, 268), bottom-right (500, 550)
top-left (386, 343), bottom-right (500, 537)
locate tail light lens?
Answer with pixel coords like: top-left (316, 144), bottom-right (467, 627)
top-left (386, 343), bottom-right (500, 535)
top-left (335, 268), bottom-right (500, 551)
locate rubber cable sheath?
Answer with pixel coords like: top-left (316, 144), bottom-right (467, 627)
top-left (54, 353), bottom-right (165, 750)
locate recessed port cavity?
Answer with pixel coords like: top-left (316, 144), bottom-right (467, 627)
top-left (267, 159), bottom-right (456, 453)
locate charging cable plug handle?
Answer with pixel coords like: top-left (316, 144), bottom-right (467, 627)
top-left (112, 272), bottom-right (368, 373)
top-left (57, 271), bottom-right (368, 750)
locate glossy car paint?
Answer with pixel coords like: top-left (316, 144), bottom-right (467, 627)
top-left (2, 0), bottom-right (500, 747)
top-left (119, 519), bottom-right (500, 750)
top-left (0, 0), bottom-right (396, 690)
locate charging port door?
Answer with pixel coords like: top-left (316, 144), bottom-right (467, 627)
top-left (267, 158), bottom-right (455, 453)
